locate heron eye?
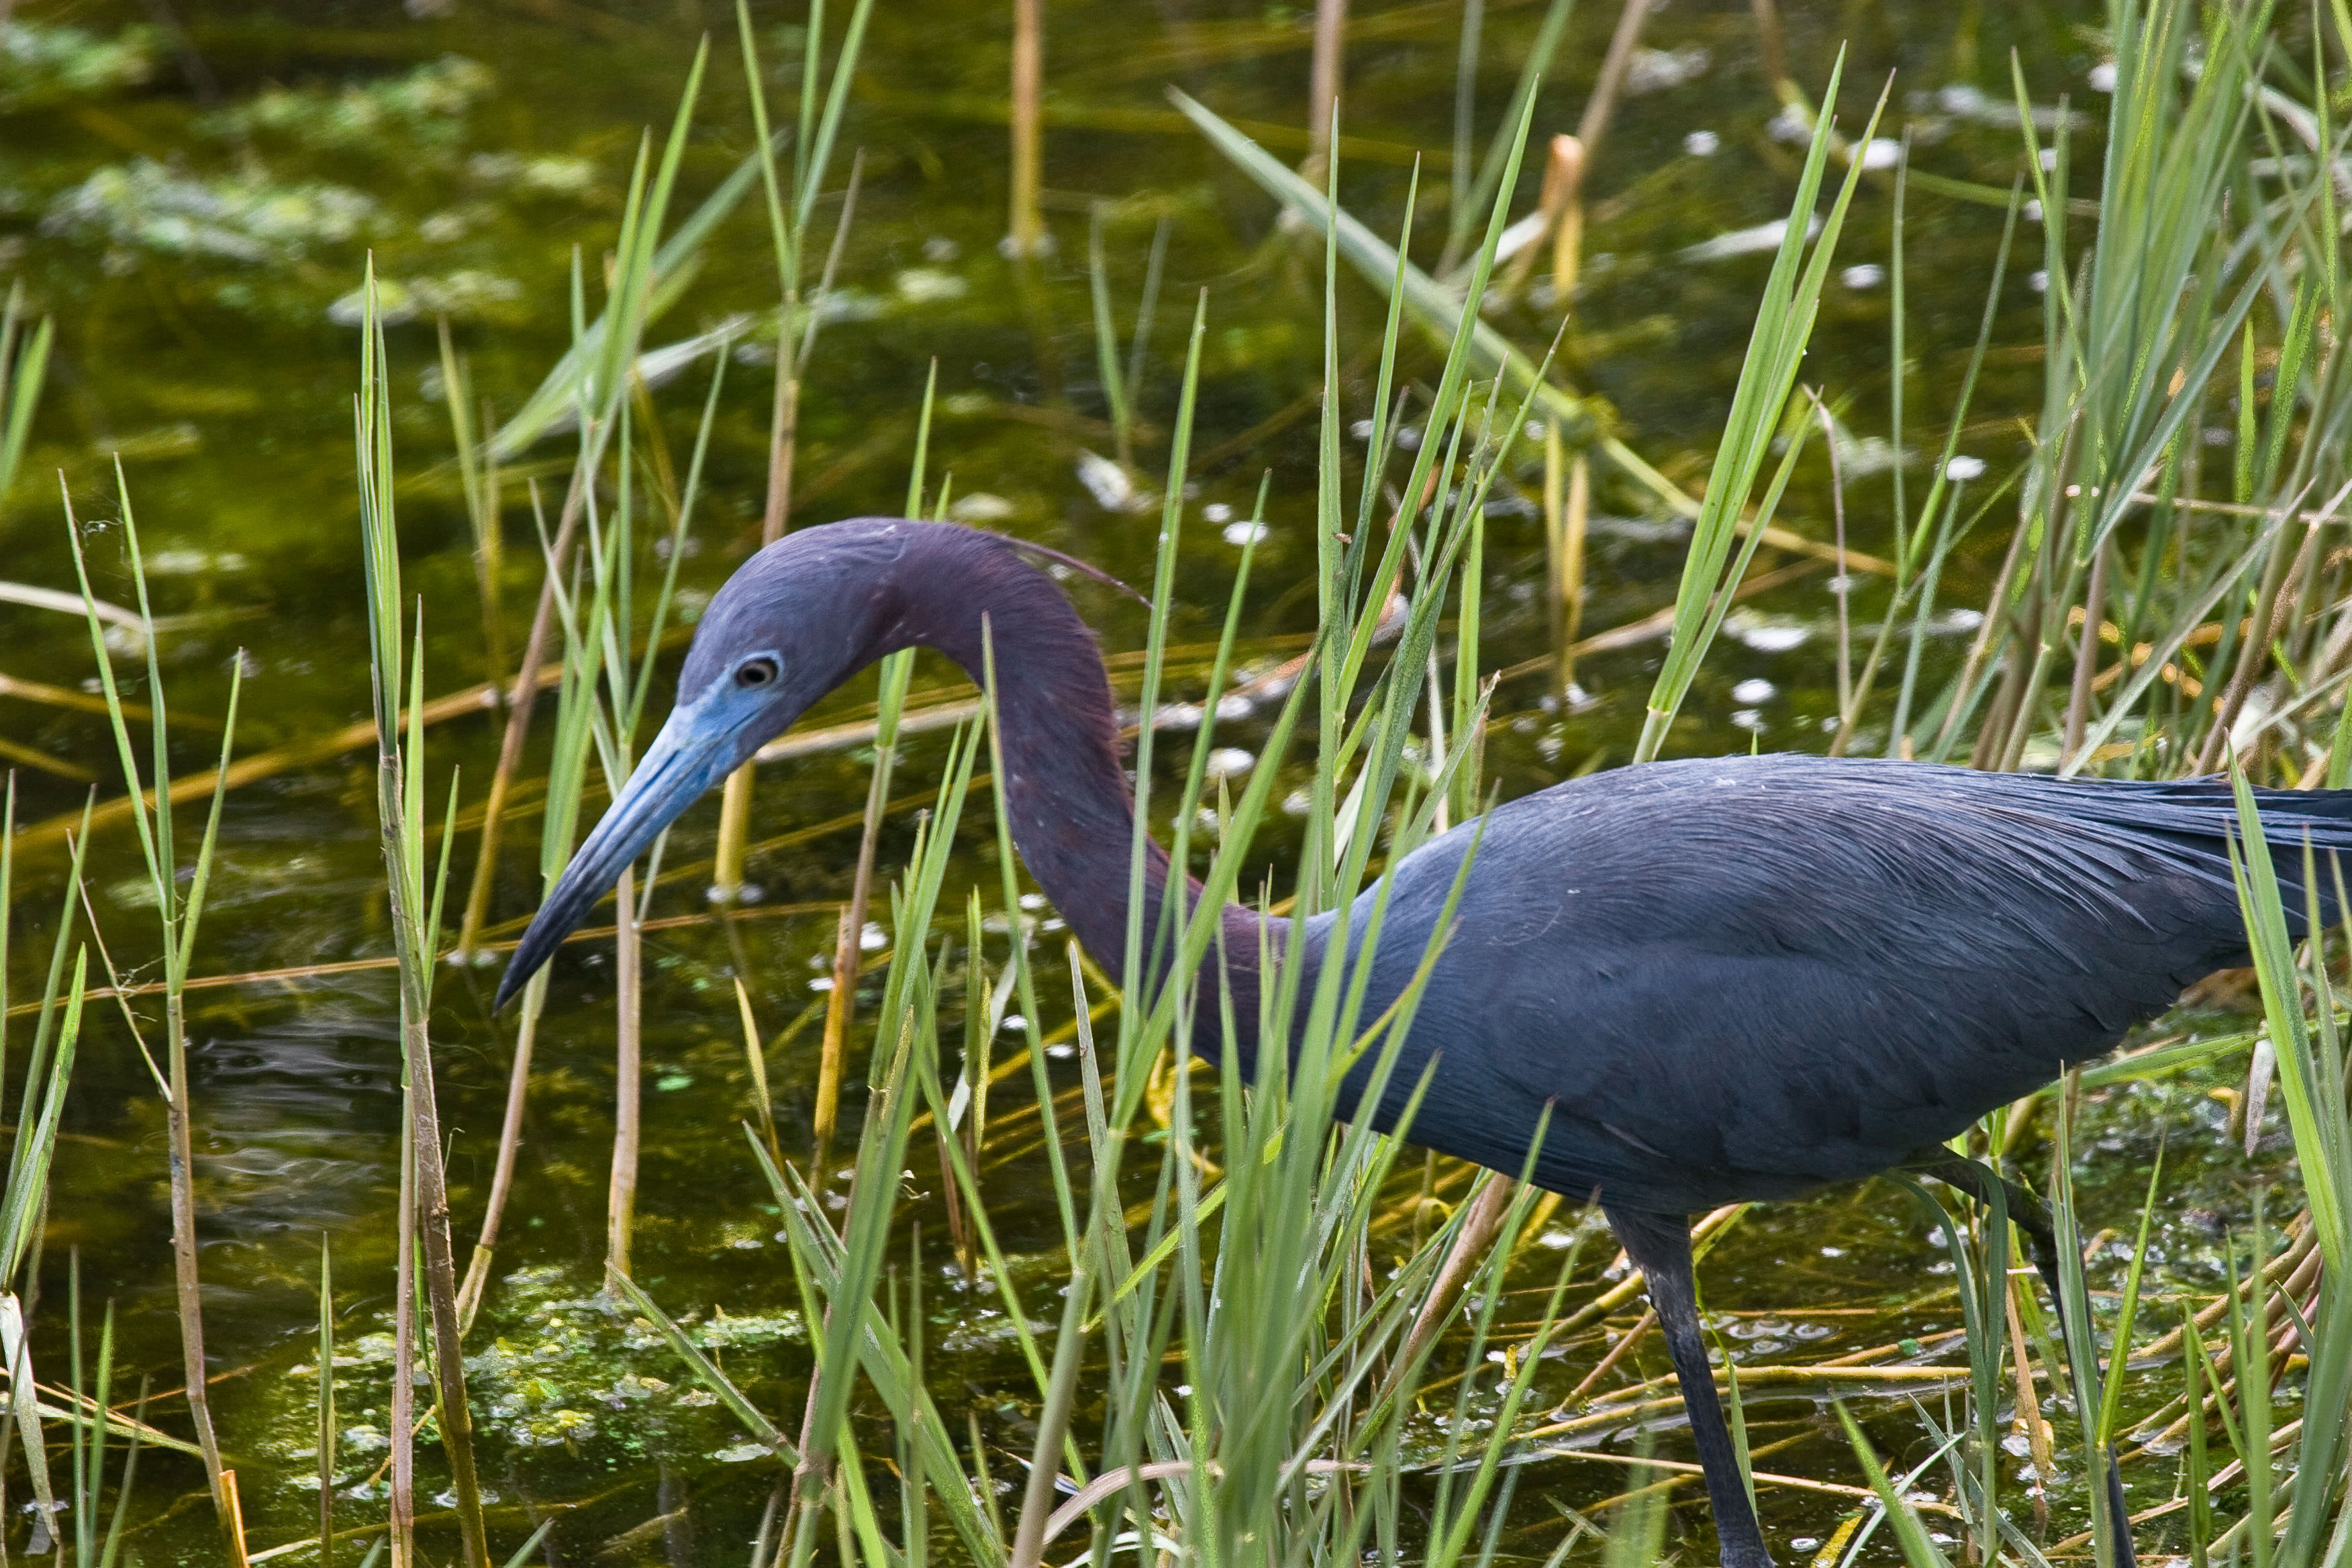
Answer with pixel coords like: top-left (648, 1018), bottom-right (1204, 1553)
top-left (736, 656), bottom-right (779, 689)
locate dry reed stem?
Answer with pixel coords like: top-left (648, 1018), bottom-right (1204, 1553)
top-left (1502, 134), bottom-right (1581, 298)
top-left (398, 977), bottom-right (491, 1568)
top-left (1562, 1307), bottom-right (1654, 1404)
top-left (1749, 0), bottom-right (1786, 90)
top-left (1391, 1175), bottom-right (1519, 1386)
top-left (1008, 0), bottom-right (1046, 256)
top-left (2004, 1266), bottom-right (2058, 1489)
top-left (1529, 1447), bottom-right (1963, 1517)
top-left (457, 986), bottom-right (539, 1330)
top-left (1306, 0), bottom-right (1346, 171)
top-left (162, 985), bottom-right (224, 1505)
top-left (454, 473), bottom-right (588, 958)
top-left (14, 656), bottom-right (579, 859)
top-left (607, 864), bottom-right (643, 1279)
top-left (390, 1118), bottom-right (416, 1561)
top-left (1574, 0), bottom-right (1653, 168)
top-left (813, 904), bottom-right (857, 1173)
top-left (0, 670), bottom-right (214, 728)
top-left (222, 1469), bottom-right (252, 1567)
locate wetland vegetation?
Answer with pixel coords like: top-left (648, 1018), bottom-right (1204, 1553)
top-left (4, 0), bottom-right (2352, 1565)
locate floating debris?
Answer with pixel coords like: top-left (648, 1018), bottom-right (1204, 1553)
top-left (1676, 213), bottom-right (1822, 264)
top-left (1626, 46), bottom-right (1711, 94)
top-left (199, 56), bottom-right (494, 154)
top-left (1723, 609), bottom-right (1811, 653)
top-left (895, 266), bottom-right (968, 303)
top-left (1076, 449), bottom-right (1153, 512)
top-left (949, 491), bottom-right (1017, 522)
top-left (44, 158), bottom-right (377, 265)
top-left (326, 269), bottom-right (522, 326)
top-left (0, 19), bottom-right (155, 113)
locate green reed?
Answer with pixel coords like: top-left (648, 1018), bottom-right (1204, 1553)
top-left (66, 477), bottom-right (242, 1511)
top-left (356, 266), bottom-right (488, 1568)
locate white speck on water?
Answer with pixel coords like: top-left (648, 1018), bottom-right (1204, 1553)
top-left (1940, 607), bottom-right (1986, 632)
top-left (1683, 129), bottom-right (1720, 157)
top-left (1937, 83), bottom-right (1990, 117)
top-left (1724, 611), bottom-right (1810, 653)
top-left (1841, 262), bottom-right (1885, 290)
top-left (1204, 747), bottom-right (1255, 779)
top-left (1076, 450), bottom-right (1150, 512)
top-left (2089, 60), bottom-right (2118, 92)
top-left (1393, 425), bottom-right (1422, 450)
top-left (923, 235), bottom-right (960, 261)
top-left (1790, 1540), bottom-right (1821, 1553)
top-left (1018, 892), bottom-right (1047, 911)
top-left (2024, 199), bottom-right (2044, 225)
top-left (1943, 454), bottom-right (1986, 481)
top-left (1767, 104), bottom-right (1811, 143)
top-left (1216, 693), bottom-right (1255, 722)
top-left (1203, 502), bottom-right (1233, 523)
top-left (1678, 213), bottom-right (1822, 264)
top-left (895, 267), bottom-right (967, 303)
top-left (1175, 1384), bottom-right (1193, 1397)
top-left (2028, 268), bottom-right (2050, 293)
top-left (860, 922), bottom-right (887, 952)
top-left (1282, 788), bottom-right (1314, 818)
top-left (1349, 418), bottom-right (1375, 441)
top-left (1538, 1230), bottom-right (1577, 1249)
top-left (949, 491), bottom-right (1016, 523)
top-left (1158, 702), bottom-right (1204, 730)
top-left (1626, 45), bottom-right (1710, 94)
top-left (1732, 678), bottom-right (1777, 705)
top-left (1046, 1042), bottom-right (1074, 1059)
top-left (1820, 1246), bottom-right (1845, 1258)
top-left (1222, 520), bottom-right (1269, 547)
top-left (1730, 708), bottom-right (1766, 732)
top-left (1855, 137), bottom-right (1901, 170)
top-left (808, 977), bottom-right (834, 992)
top-left (1001, 1014), bottom-right (1026, 1033)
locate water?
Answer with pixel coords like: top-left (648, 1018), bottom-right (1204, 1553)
top-left (0, 1), bottom-right (2301, 1560)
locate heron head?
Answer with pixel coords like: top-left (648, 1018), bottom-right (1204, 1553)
top-left (493, 522), bottom-right (910, 1010)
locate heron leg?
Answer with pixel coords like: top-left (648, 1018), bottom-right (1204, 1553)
top-left (1912, 1155), bottom-right (2061, 1291)
top-left (1916, 1155), bottom-right (2137, 1568)
top-left (1603, 1204), bottom-right (1774, 1568)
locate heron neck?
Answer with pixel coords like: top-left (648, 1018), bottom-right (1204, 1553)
top-left (887, 530), bottom-right (1269, 1044)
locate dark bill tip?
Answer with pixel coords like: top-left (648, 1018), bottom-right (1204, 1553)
top-left (490, 710), bottom-right (722, 1012)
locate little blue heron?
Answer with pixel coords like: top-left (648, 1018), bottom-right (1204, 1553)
top-left (499, 517), bottom-right (2352, 1567)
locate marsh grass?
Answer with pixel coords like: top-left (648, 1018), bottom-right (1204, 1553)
top-left (16, 0), bottom-right (2352, 1563)
top-left (64, 477), bottom-right (243, 1513)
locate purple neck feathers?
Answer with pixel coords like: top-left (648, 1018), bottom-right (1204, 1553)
top-left (875, 526), bottom-right (1264, 1040)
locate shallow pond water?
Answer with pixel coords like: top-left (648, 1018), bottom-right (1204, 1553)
top-left (0, 0), bottom-right (2311, 1562)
